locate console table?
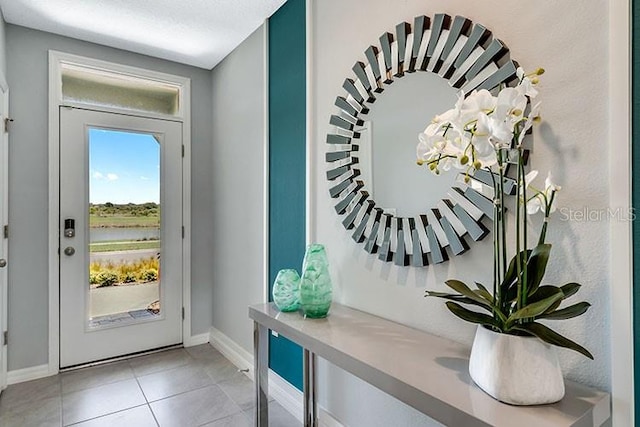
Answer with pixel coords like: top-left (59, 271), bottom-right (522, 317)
top-left (249, 302), bottom-right (610, 427)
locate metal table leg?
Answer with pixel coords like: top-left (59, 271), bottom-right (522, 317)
top-left (303, 349), bottom-right (318, 427)
top-left (254, 322), bottom-right (269, 426)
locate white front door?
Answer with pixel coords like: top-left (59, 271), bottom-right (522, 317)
top-left (59, 107), bottom-right (183, 368)
top-left (0, 86), bottom-right (8, 392)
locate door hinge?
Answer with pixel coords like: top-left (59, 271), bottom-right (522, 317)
top-left (182, 307), bottom-right (185, 320)
top-left (3, 331), bottom-right (7, 346)
top-left (3, 225), bottom-right (7, 239)
top-left (182, 145), bottom-right (185, 158)
top-left (182, 226), bottom-right (185, 238)
top-left (4, 117), bottom-right (13, 133)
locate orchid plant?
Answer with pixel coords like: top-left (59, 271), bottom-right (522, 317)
top-left (420, 68), bottom-right (593, 359)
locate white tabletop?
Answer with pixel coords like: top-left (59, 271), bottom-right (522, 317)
top-left (249, 302), bottom-right (610, 427)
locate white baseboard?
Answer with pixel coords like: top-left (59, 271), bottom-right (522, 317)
top-left (7, 364), bottom-right (52, 385)
top-left (184, 332), bottom-right (210, 347)
top-left (209, 326), bottom-right (254, 374)
top-left (208, 326), bottom-right (344, 427)
top-left (269, 370), bottom-right (303, 422)
top-left (320, 410), bottom-right (346, 427)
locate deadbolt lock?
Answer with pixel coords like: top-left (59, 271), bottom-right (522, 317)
top-left (64, 218), bottom-right (75, 238)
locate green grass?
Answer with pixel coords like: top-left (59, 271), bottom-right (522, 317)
top-left (90, 215), bottom-right (159, 228)
top-left (89, 240), bottom-right (160, 253)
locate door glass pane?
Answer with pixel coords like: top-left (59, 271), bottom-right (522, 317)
top-left (88, 128), bottom-right (161, 328)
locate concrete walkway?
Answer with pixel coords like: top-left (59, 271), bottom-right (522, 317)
top-left (90, 282), bottom-right (159, 317)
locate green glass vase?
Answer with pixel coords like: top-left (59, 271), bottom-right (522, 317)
top-left (272, 269), bottom-right (301, 312)
top-left (299, 244), bottom-right (333, 318)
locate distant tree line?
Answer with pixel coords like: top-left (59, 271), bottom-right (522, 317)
top-left (90, 202), bottom-right (160, 217)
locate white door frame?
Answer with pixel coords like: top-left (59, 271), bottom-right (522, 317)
top-left (609, 0), bottom-right (633, 425)
top-left (0, 72), bottom-right (8, 391)
top-left (48, 51), bottom-right (192, 375)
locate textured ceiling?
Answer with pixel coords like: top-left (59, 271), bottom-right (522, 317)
top-left (0, 0), bottom-right (286, 69)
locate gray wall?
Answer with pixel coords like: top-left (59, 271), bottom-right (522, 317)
top-left (6, 24), bottom-right (214, 370)
top-left (312, 1), bottom-right (610, 425)
top-left (0, 11), bottom-right (6, 79)
top-left (210, 25), bottom-right (265, 352)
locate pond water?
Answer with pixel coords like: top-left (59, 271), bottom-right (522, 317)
top-left (90, 227), bottom-right (160, 243)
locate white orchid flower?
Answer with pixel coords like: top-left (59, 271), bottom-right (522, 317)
top-left (519, 170), bottom-right (542, 214)
top-left (516, 66), bottom-right (542, 98)
top-left (464, 89), bottom-right (497, 114)
top-left (517, 101), bottom-right (542, 145)
top-left (494, 87), bottom-right (527, 127)
top-left (432, 107), bottom-right (458, 126)
top-left (518, 76), bottom-right (539, 99)
top-left (417, 128), bottom-right (463, 173)
top-left (418, 68), bottom-right (544, 177)
top-left (422, 121), bottom-right (443, 137)
top-left (526, 193), bottom-right (545, 215)
top-left (467, 134), bottom-right (498, 168)
top-left (544, 171), bottom-right (561, 194)
top-left (524, 170), bottom-right (539, 188)
top-left (430, 92), bottom-right (467, 129)
top-left (476, 113), bottom-right (513, 149)
top-left (523, 171), bottom-right (560, 215)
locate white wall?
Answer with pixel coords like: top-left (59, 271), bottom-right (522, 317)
top-left (0, 10), bottom-right (6, 79)
top-left (6, 25), bottom-right (214, 370)
top-left (210, 25), bottom-right (266, 352)
top-left (311, 1), bottom-right (611, 425)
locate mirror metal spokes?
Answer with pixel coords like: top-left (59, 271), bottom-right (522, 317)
top-left (326, 13), bottom-right (524, 266)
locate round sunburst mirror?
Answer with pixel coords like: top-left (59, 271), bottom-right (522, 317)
top-left (325, 13), bottom-right (521, 266)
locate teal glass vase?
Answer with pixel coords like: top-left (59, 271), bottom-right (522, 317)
top-left (272, 269), bottom-right (301, 312)
top-left (299, 244), bottom-right (333, 318)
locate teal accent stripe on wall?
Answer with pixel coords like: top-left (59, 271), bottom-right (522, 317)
top-left (268, 0), bottom-right (306, 391)
top-left (633, 0), bottom-right (640, 419)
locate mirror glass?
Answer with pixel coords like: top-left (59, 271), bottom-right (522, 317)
top-left (356, 72), bottom-right (459, 217)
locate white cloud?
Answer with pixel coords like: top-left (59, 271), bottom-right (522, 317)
top-left (92, 171), bottom-right (117, 181)
top-left (140, 176), bottom-right (149, 181)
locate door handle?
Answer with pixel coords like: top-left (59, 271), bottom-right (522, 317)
top-left (0, 259), bottom-right (6, 268)
top-left (63, 247), bottom-right (75, 256)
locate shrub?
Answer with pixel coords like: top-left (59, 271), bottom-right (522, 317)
top-left (120, 271), bottom-right (137, 283)
top-left (88, 256), bottom-right (160, 286)
top-left (138, 268), bottom-right (158, 283)
top-left (96, 271), bottom-right (118, 287)
top-left (89, 272), bottom-right (100, 285)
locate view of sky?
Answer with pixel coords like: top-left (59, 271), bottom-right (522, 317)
top-left (89, 128), bottom-right (160, 204)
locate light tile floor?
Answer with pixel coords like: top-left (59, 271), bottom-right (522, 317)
top-left (0, 345), bottom-right (301, 427)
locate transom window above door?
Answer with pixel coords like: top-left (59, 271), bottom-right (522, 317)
top-left (53, 55), bottom-right (187, 119)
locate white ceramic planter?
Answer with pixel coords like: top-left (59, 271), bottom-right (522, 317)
top-left (468, 326), bottom-right (565, 405)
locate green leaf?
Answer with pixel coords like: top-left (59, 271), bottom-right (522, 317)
top-left (501, 250), bottom-right (530, 301)
top-left (474, 282), bottom-right (494, 304)
top-left (512, 322), bottom-right (594, 359)
top-left (445, 302), bottom-right (501, 330)
top-left (506, 290), bottom-right (563, 327)
top-left (529, 285), bottom-right (564, 314)
top-left (560, 283), bottom-right (581, 300)
top-left (425, 291), bottom-right (493, 313)
top-left (539, 302), bottom-right (591, 320)
top-left (525, 244), bottom-right (552, 297)
top-left (528, 286), bottom-right (562, 302)
top-left (444, 280), bottom-right (492, 308)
